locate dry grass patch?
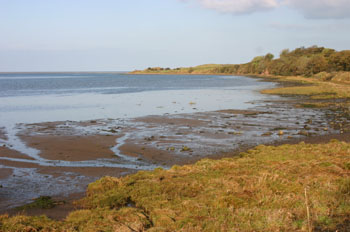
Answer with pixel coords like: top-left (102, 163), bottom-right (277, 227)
top-left (260, 75), bottom-right (350, 99)
top-left (1, 140), bottom-right (350, 231)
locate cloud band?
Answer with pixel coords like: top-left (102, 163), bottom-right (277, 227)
top-left (181, 0), bottom-right (350, 19)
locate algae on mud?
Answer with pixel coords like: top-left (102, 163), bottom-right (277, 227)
top-left (1, 140), bottom-right (349, 231)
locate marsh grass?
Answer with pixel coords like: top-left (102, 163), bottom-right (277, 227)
top-left (259, 75), bottom-right (350, 99)
top-left (1, 140), bottom-right (350, 231)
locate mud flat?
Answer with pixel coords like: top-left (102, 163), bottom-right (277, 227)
top-left (21, 135), bottom-right (119, 162)
top-left (1, 74), bottom-right (350, 219)
top-left (0, 168), bottom-right (12, 180)
top-left (1, 94), bottom-right (348, 216)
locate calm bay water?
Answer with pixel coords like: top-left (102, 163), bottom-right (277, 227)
top-left (0, 72), bottom-right (271, 97)
top-left (2, 73), bottom-right (320, 209)
top-left (0, 72), bottom-right (277, 126)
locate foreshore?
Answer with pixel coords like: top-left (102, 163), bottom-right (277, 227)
top-left (1, 73), bottom-right (350, 222)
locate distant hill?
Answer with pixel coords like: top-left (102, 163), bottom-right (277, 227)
top-left (131, 46), bottom-right (350, 81)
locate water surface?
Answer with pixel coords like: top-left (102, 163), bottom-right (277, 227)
top-left (0, 73), bottom-right (277, 126)
top-left (0, 73), bottom-right (329, 209)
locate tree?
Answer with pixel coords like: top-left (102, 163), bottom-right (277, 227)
top-left (306, 55), bottom-right (328, 76)
top-left (264, 53), bottom-right (274, 61)
top-left (329, 51), bottom-right (350, 71)
top-left (280, 49), bottom-right (290, 58)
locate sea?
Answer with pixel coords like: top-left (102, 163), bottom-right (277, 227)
top-left (0, 72), bottom-right (277, 127)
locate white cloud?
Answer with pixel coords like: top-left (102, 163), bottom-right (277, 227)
top-left (183, 0), bottom-right (278, 14)
top-left (285, 0), bottom-right (350, 19)
top-left (181, 0), bottom-right (350, 19)
top-left (269, 22), bottom-right (350, 31)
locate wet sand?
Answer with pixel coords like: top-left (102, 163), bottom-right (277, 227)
top-left (0, 168), bottom-right (12, 180)
top-left (0, 146), bottom-right (34, 160)
top-left (21, 135), bottom-right (119, 161)
top-left (37, 166), bottom-right (133, 179)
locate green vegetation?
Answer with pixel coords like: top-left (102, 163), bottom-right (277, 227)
top-left (1, 141), bottom-right (350, 231)
top-left (133, 47), bottom-right (350, 102)
top-left (131, 46), bottom-right (350, 79)
top-left (135, 64), bottom-right (229, 75)
top-left (260, 75), bottom-right (350, 99)
top-left (16, 196), bottom-right (57, 210)
top-left (132, 64), bottom-right (239, 75)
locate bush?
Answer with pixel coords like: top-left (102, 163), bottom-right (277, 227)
top-left (314, 72), bottom-right (334, 81)
top-left (331, 72), bottom-right (350, 83)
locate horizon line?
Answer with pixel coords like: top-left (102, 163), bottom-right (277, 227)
top-left (0, 71), bottom-right (131, 74)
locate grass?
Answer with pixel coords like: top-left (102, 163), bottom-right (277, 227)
top-left (260, 75), bottom-right (350, 99)
top-left (1, 140), bottom-right (350, 231)
top-left (332, 72), bottom-right (350, 83)
top-left (16, 196), bottom-right (57, 210)
top-left (130, 64), bottom-right (231, 75)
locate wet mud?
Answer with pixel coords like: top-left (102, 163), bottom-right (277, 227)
top-left (0, 96), bottom-right (349, 217)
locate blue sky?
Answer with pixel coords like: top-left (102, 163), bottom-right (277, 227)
top-left (0, 0), bottom-right (349, 71)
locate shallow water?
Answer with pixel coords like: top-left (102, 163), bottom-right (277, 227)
top-left (0, 73), bottom-right (277, 124)
top-left (0, 73), bottom-right (278, 157)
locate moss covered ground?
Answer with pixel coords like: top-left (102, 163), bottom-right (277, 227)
top-left (1, 140), bottom-right (350, 231)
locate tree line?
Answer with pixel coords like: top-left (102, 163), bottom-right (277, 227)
top-left (213, 46), bottom-right (350, 77)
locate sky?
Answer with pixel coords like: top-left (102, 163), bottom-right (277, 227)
top-left (0, 0), bottom-right (349, 72)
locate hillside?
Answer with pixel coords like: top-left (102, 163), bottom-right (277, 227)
top-left (131, 46), bottom-right (350, 84)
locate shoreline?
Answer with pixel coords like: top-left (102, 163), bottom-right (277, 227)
top-left (2, 131), bottom-right (350, 220)
top-left (1, 73), bottom-right (350, 220)
top-left (129, 71), bottom-right (234, 76)
top-left (0, 71), bottom-right (129, 75)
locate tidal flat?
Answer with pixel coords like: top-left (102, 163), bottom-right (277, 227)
top-left (0, 72), bottom-right (349, 220)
